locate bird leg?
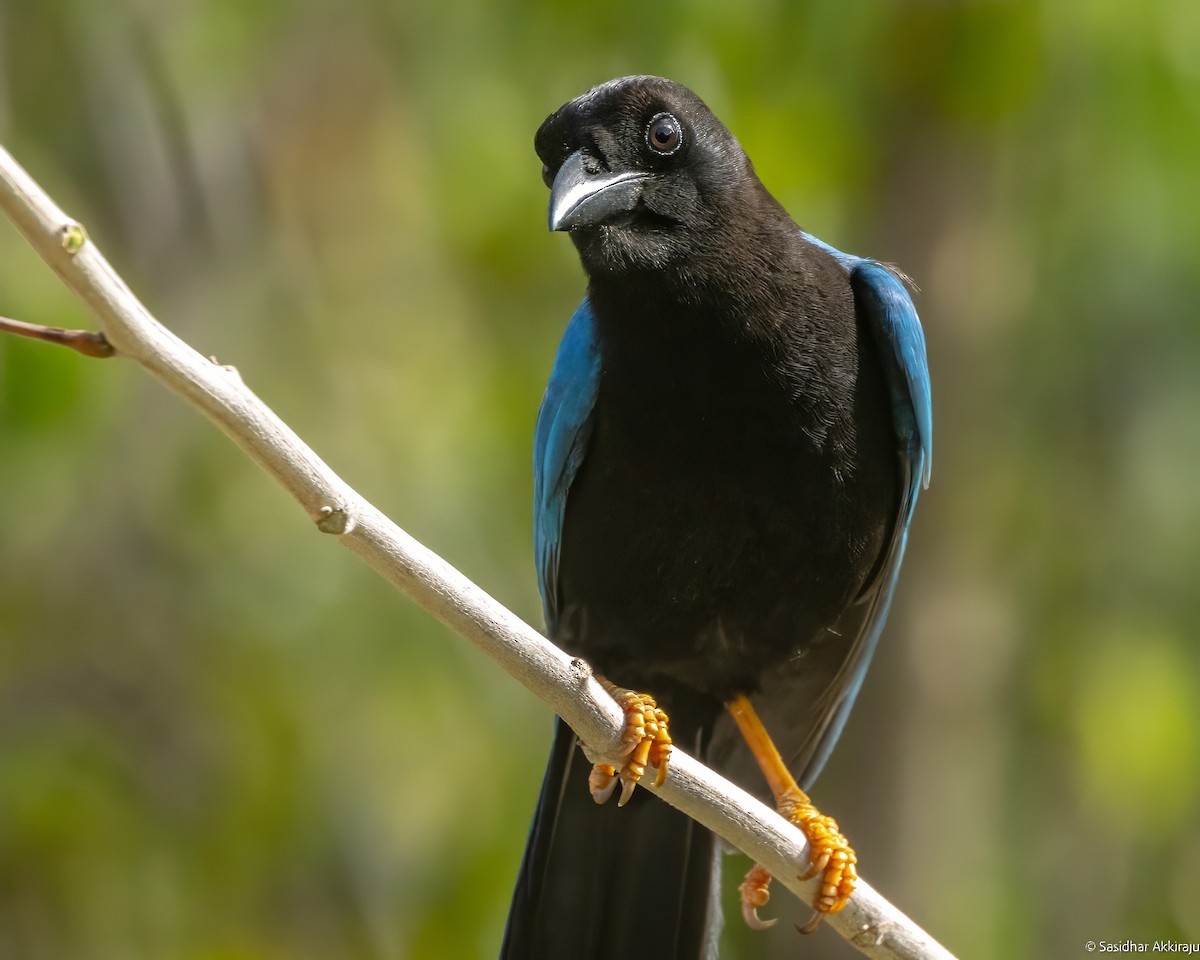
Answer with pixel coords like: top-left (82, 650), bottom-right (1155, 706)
top-left (588, 678), bottom-right (673, 806)
top-left (726, 694), bottom-right (858, 933)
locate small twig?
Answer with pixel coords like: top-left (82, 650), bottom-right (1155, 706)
top-left (0, 314), bottom-right (115, 357)
top-left (0, 142), bottom-right (956, 960)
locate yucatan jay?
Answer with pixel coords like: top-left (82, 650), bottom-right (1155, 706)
top-left (502, 76), bottom-right (932, 959)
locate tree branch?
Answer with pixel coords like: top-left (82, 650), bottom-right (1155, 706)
top-left (0, 142), bottom-right (956, 960)
top-left (0, 314), bottom-right (116, 356)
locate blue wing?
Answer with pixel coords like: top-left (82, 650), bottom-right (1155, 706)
top-left (533, 298), bottom-right (602, 631)
top-left (794, 232), bottom-right (933, 787)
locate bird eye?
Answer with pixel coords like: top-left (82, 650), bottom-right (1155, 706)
top-left (646, 113), bottom-right (683, 156)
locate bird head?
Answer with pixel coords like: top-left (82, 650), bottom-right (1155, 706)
top-left (535, 76), bottom-right (756, 274)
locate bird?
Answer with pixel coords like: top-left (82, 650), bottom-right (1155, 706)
top-left (501, 76), bottom-right (931, 960)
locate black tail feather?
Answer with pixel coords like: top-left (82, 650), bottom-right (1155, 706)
top-left (501, 718), bottom-right (721, 960)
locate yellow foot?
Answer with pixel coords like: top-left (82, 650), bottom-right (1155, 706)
top-left (738, 863), bottom-right (778, 930)
top-left (589, 679), bottom-right (673, 806)
top-left (779, 790), bottom-right (858, 933)
top-left (725, 695), bottom-right (858, 933)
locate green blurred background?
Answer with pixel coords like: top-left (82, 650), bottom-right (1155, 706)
top-left (2, 1), bottom-right (1198, 958)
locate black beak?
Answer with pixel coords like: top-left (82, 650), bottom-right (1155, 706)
top-left (548, 151), bottom-right (648, 231)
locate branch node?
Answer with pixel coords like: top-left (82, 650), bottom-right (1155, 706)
top-left (316, 504), bottom-right (354, 535)
top-left (60, 221), bottom-right (87, 254)
top-left (208, 356), bottom-right (244, 381)
top-left (569, 656), bottom-right (593, 682)
top-left (852, 920), bottom-right (888, 949)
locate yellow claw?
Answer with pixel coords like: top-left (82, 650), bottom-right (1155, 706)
top-left (781, 796), bottom-right (858, 929)
top-left (589, 679), bottom-right (673, 805)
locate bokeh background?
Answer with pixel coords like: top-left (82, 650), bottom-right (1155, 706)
top-left (2, 2), bottom-right (1198, 958)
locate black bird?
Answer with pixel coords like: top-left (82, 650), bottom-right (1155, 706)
top-left (503, 76), bottom-right (931, 960)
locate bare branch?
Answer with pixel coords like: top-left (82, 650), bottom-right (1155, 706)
top-left (0, 314), bottom-right (115, 357)
top-left (0, 143), bottom-right (956, 960)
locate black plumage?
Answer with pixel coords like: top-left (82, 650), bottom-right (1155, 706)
top-left (503, 75), bottom-right (929, 960)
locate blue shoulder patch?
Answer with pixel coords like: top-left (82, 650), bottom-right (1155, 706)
top-left (533, 299), bottom-right (602, 630)
top-left (799, 231), bottom-right (931, 487)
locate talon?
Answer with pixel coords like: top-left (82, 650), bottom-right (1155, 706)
top-left (797, 911), bottom-right (823, 935)
top-left (799, 848), bottom-right (830, 881)
top-left (589, 763), bottom-right (618, 804)
top-left (738, 864), bottom-right (777, 930)
top-left (589, 678), bottom-right (673, 804)
top-left (743, 903), bottom-right (777, 930)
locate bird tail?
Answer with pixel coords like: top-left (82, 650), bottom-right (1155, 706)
top-left (501, 718), bottom-right (721, 960)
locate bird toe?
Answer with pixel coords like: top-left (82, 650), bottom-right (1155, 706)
top-left (588, 678), bottom-right (673, 805)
